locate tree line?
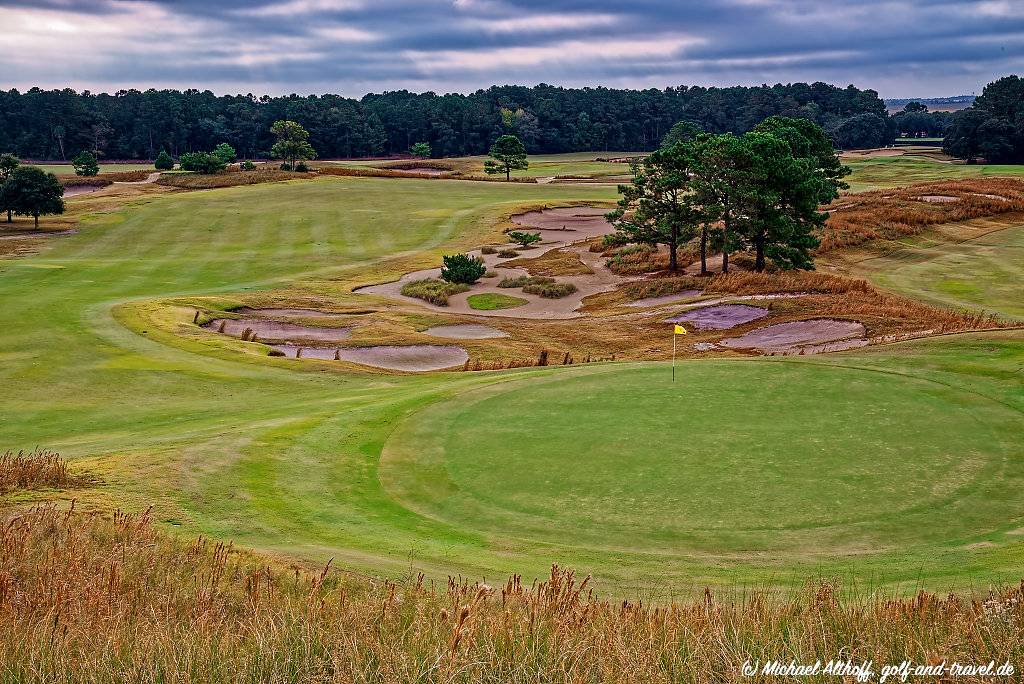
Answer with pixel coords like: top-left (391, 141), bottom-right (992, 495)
top-left (608, 117), bottom-right (849, 274)
top-left (0, 82), bottom-right (891, 161)
top-left (943, 75), bottom-right (1024, 163)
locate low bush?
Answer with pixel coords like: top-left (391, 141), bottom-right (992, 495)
top-left (154, 150), bottom-right (174, 170)
top-left (498, 275), bottom-right (554, 288)
top-left (179, 152), bottom-right (227, 174)
top-left (483, 270), bottom-right (498, 278)
top-left (294, 162), bottom-right (309, 173)
top-left (240, 160), bottom-right (256, 171)
top-left (497, 249), bottom-right (520, 258)
top-left (523, 281), bottom-right (578, 298)
top-left (400, 278), bottom-right (470, 306)
top-left (440, 254), bottom-right (486, 284)
top-left (507, 230), bottom-right (541, 248)
top-left (480, 246), bottom-right (497, 255)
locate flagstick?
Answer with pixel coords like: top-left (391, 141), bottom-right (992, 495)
top-left (672, 329), bottom-right (676, 382)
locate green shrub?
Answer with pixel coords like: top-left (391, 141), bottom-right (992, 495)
top-left (154, 150), bottom-right (174, 171)
top-left (400, 278), bottom-right (470, 306)
top-left (507, 230), bottom-right (541, 248)
top-left (523, 281), bottom-right (578, 298)
top-left (213, 143), bottom-right (237, 165)
top-left (240, 160), bottom-right (256, 171)
top-left (497, 275), bottom-right (554, 288)
top-left (71, 151), bottom-right (99, 177)
top-left (179, 151), bottom-right (227, 174)
top-left (295, 162), bottom-right (310, 173)
top-left (497, 249), bottom-right (519, 258)
top-left (440, 254), bottom-right (486, 284)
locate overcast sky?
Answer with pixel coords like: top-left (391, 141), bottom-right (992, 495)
top-left (2, 0), bottom-right (1022, 98)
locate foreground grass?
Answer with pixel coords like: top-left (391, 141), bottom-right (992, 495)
top-left (4, 503), bottom-right (1023, 683)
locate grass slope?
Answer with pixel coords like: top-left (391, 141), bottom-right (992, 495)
top-left (1, 173), bottom-right (1022, 593)
top-left (845, 156), bottom-right (1024, 191)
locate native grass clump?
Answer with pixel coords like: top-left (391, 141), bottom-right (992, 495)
top-left (2, 503), bottom-right (1024, 682)
top-left (0, 449), bottom-right (75, 493)
top-left (400, 278), bottom-right (470, 306)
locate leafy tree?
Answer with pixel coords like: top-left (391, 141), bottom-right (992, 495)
top-left (483, 135), bottom-right (528, 180)
top-left (827, 113), bottom-right (892, 149)
top-left (440, 253), bottom-right (486, 284)
top-left (212, 142), bottom-right (237, 165)
top-left (154, 150), bottom-right (174, 171)
top-left (71, 151), bottom-right (99, 177)
top-left (943, 109), bottom-right (988, 162)
top-left (5, 166), bottom-right (65, 228)
top-left (507, 231), bottom-right (541, 248)
top-left (0, 153), bottom-right (20, 223)
top-left (270, 120), bottom-right (316, 170)
top-left (607, 144), bottom-right (703, 272)
top-left (410, 142), bottom-right (431, 158)
top-left (661, 121), bottom-right (703, 149)
top-left (902, 101), bottom-right (928, 113)
top-left (753, 116), bottom-right (850, 190)
top-left (944, 76), bottom-right (1024, 163)
top-left (178, 151), bottom-right (226, 174)
top-left (689, 133), bottom-right (756, 274)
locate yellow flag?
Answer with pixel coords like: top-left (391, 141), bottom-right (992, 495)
top-left (674, 324), bottom-right (687, 335)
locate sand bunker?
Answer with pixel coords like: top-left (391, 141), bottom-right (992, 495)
top-left (422, 324), bottom-right (508, 339)
top-left (63, 185), bottom-right (103, 198)
top-left (400, 167), bottom-right (446, 176)
top-left (720, 319), bottom-right (867, 355)
top-left (667, 304), bottom-right (769, 330)
top-left (271, 344), bottom-right (468, 371)
top-left (511, 206), bottom-right (612, 239)
top-left (625, 290), bottom-right (702, 308)
top-left (234, 307), bottom-right (355, 319)
top-left (205, 318), bottom-right (351, 342)
top-left (918, 195), bottom-right (959, 203)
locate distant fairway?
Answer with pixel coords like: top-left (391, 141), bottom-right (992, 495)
top-left (30, 162), bottom-right (157, 175)
top-left (845, 155), bottom-right (1024, 191)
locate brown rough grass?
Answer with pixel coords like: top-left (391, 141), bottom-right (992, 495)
top-left (822, 178), bottom-right (1024, 251)
top-left (2, 503), bottom-right (1023, 682)
top-left (0, 449), bottom-right (74, 493)
top-left (157, 169), bottom-right (314, 189)
top-left (504, 248), bottom-right (594, 276)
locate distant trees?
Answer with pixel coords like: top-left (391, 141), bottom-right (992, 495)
top-left (661, 121), bottom-right (703, 149)
top-left (410, 142), bottom-right (431, 159)
top-left (1, 153), bottom-right (19, 222)
top-left (154, 149), bottom-right (174, 170)
top-left (4, 166), bottom-right (65, 228)
top-left (270, 120), bottom-right (316, 170)
top-left (944, 76), bottom-right (1024, 163)
top-left (484, 135), bottom-right (528, 180)
top-left (71, 151), bottom-right (99, 176)
top-left (609, 117), bottom-right (848, 274)
top-left (0, 82), bottom-right (891, 160)
top-left (826, 113), bottom-right (892, 149)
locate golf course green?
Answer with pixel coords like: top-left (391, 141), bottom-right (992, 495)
top-left (1, 173), bottom-right (1022, 593)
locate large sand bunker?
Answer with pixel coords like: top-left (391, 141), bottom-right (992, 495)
top-left (205, 318), bottom-right (351, 343)
top-left (667, 304), bottom-right (769, 330)
top-left (720, 319), bottom-right (867, 355)
top-left (63, 185), bottom-right (103, 198)
top-left (511, 206), bottom-right (612, 239)
top-left (422, 324), bottom-right (508, 339)
top-left (270, 344), bottom-right (468, 371)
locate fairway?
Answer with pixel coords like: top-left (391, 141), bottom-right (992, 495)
top-left (845, 155), bottom-right (1024, 191)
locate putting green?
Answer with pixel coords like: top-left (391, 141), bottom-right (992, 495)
top-left (382, 361), bottom-right (1024, 558)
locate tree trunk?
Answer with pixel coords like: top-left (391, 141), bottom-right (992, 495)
top-left (721, 209), bottom-right (730, 274)
top-left (699, 226), bottom-right (708, 275)
top-left (6, 209), bottom-right (11, 223)
top-left (505, 166), bottom-right (510, 181)
top-left (34, 212), bottom-right (39, 229)
top-left (668, 224), bottom-right (678, 272)
top-left (754, 234), bottom-right (765, 272)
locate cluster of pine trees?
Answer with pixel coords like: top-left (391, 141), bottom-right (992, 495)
top-left (943, 76), bottom-right (1024, 163)
top-left (0, 82), bottom-right (890, 161)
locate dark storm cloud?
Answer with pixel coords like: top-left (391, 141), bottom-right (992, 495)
top-left (1, 0), bottom-right (1022, 96)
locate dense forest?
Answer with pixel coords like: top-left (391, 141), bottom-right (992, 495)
top-left (943, 76), bottom-right (1024, 163)
top-left (0, 82), bottom-right (891, 161)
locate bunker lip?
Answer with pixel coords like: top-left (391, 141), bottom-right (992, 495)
top-left (666, 304), bottom-right (769, 330)
top-left (720, 319), bottom-right (867, 355)
top-left (233, 307), bottom-right (361, 319)
top-left (422, 324), bottom-right (508, 339)
top-left (271, 344), bottom-right (468, 371)
top-left (625, 290), bottom-right (702, 308)
top-left (204, 318), bottom-right (352, 343)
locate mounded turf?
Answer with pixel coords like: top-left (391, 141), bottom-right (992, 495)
top-left (845, 155), bottom-right (1024, 191)
top-left (1, 170), bottom-right (1022, 593)
top-left (467, 292), bottom-right (528, 310)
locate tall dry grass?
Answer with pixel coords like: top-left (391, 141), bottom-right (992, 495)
top-left (0, 449), bottom-right (73, 493)
top-left (156, 169), bottom-right (315, 189)
top-left (2, 503), bottom-right (1023, 682)
top-left (821, 178), bottom-right (1024, 251)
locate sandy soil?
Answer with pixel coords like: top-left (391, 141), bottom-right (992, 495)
top-left (114, 172), bottom-right (162, 185)
top-left (204, 318), bottom-right (352, 342)
top-left (357, 206), bottom-right (634, 319)
top-left (918, 195), bottom-right (959, 203)
top-left (667, 304), bottom-right (769, 330)
top-left (63, 185), bottom-right (104, 198)
top-left (270, 344), bottom-right (468, 371)
top-left (399, 167), bottom-right (446, 176)
top-left (421, 324), bottom-right (508, 339)
top-left (719, 319), bottom-right (867, 355)
top-left (0, 229), bottom-right (77, 240)
top-left (235, 307), bottom-right (355, 319)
